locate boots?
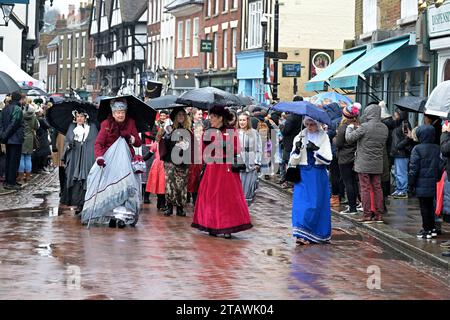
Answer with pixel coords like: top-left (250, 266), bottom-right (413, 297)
top-left (17, 173), bottom-right (25, 184)
top-left (24, 172), bottom-right (31, 183)
top-left (144, 192), bottom-right (150, 204)
top-left (157, 194), bottom-right (166, 210)
top-left (163, 204), bottom-right (173, 216)
top-left (176, 206), bottom-right (186, 217)
top-left (330, 195), bottom-right (340, 207)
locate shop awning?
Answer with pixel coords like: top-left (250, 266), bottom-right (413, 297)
top-left (330, 37), bottom-right (411, 90)
top-left (304, 47), bottom-right (366, 92)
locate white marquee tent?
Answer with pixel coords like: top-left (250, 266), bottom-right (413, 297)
top-left (0, 50), bottom-right (43, 89)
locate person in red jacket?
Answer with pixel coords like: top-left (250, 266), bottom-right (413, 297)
top-left (94, 99), bottom-right (142, 166)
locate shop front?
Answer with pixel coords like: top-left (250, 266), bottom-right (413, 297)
top-left (328, 34), bottom-right (429, 126)
top-left (428, 2), bottom-right (450, 84)
top-left (171, 69), bottom-right (200, 96)
top-left (236, 50), bottom-right (271, 105)
top-left (197, 71), bottom-right (237, 93)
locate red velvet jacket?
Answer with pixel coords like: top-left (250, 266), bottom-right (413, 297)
top-left (94, 115), bottom-right (142, 158)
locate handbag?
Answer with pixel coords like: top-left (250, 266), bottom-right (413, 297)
top-left (33, 132), bottom-right (40, 150)
top-left (132, 155), bottom-right (146, 174)
top-left (231, 154), bottom-right (246, 173)
top-left (285, 165), bottom-right (301, 183)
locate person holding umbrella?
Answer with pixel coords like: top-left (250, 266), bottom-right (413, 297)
top-left (95, 99), bottom-right (142, 163)
top-left (61, 109), bottom-right (98, 215)
top-left (81, 98), bottom-right (143, 228)
top-left (289, 116), bottom-right (333, 245)
top-left (191, 105), bottom-right (252, 239)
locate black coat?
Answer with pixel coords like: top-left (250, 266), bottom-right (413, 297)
top-left (33, 117), bottom-right (52, 158)
top-left (280, 114), bottom-right (302, 161)
top-left (441, 132), bottom-right (450, 181)
top-left (408, 125), bottom-right (444, 197)
top-left (335, 122), bottom-right (356, 165)
top-left (0, 101), bottom-right (24, 145)
top-left (391, 110), bottom-right (413, 158)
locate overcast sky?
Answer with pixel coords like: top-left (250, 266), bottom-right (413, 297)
top-left (51, 0), bottom-right (91, 15)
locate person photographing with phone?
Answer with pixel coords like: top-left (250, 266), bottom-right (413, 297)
top-left (390, 108), bottom-right (414, 199)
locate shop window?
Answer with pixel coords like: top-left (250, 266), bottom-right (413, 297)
top-left (444, 59), bottom-right (450, 81)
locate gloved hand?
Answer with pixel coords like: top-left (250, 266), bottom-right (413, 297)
top-left (96, 157), bottom-right (106, 167)
top-left (306, 141), bottom-right (320, 152)
top-left (143, 151), bottom-right (154, 161)
top-left (293, 140), bottom-right (302, 155)
top-left (67, 141), bottom-right (75, 150)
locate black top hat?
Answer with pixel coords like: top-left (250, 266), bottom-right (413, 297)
top-left (169, 106), bottom-right (186, 122)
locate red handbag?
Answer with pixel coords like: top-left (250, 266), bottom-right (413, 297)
top-left (436, 171), bottom-right (446, 216)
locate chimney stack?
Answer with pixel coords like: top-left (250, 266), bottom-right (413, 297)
top-left (55, 14), bottom-right (67, 29)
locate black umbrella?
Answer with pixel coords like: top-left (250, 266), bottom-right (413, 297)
top-left (46, 99), bottom-right (99, 135)
top-left (146, 95), bottom-right (181, 109)
top-left (0, 71), bottom-right (21, 94)
top-left (235, 94), bottom-right (255, 106)
top-left (20, 85), bottom-right (47, 96)
top-left (98, 95), bottom-right (157, 132)
top-left (394, 96), bottom-right (427, 113)
top-left (176, 87), bottom-right (241, 110)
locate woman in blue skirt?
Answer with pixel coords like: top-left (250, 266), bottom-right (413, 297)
top-left (288, 116), bottom-right (333, 245)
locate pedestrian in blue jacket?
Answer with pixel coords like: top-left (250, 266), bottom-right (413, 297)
top-left (408, 125), bottom-right (444, 239)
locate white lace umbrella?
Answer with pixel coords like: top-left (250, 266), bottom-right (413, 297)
top-left (425, 81), bottom-right (450, 117)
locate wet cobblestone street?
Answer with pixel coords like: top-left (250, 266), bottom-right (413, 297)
top-left (0, 173), bottom-right (449, 299)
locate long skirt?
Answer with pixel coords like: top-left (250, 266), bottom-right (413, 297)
top-left (240, 170), bottom-right (258, 204)
top-left (146, 152), bottom-right (165, 194)
top-left (187, 164), bottom-right (203, 193)
top-left (164, 162), bottom-right (188, 207)
top-left (192, 163), bottom-right (252, 235)
top-left (292, 165), bottom-right (331, 243)
top-left (61, 179), bottom-right (86, 208)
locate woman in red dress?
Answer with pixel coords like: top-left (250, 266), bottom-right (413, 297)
top-left (191, 105), bottom-right (252, 239)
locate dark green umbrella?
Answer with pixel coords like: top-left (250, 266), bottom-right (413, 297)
top-left (0, 71), bottom-right (20, 94)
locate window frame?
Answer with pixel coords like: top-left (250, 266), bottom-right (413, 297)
top-left (362, 0), bottom-right (377, 34)
top-left (192, 18), bottom-right (199, 57)
top-left (185, 19), bottom-right (191, 57)
top-left (177, 21), bottom-right (184, 58)
top-left (400, 0), bottom-right (418, 20)
top-left (223, 29), bottom-right (228, 69)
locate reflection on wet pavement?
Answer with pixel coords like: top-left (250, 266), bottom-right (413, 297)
top-left (0, 177), bottom-right (449, 300)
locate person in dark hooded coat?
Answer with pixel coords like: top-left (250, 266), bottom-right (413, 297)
top-left (408, 125), bottom-right (444, 239)
top-left (322, 102), bottom-right (344, 207)
top-left (61, 110), bottom-right (98, 214)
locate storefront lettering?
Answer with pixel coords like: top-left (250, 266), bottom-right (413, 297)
top-left (432, 11), bottom-right (450, 26)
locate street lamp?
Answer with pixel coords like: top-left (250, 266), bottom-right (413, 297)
top-left (0, 4), bottom-right (14, 27)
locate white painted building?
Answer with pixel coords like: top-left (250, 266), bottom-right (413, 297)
top-left (0, 0), bottom-right (43, 80)
top-left (147, 0), bottom-right (176, 94)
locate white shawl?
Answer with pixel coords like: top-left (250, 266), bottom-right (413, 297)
top-left (288, 128), bottom-right (332, 166)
